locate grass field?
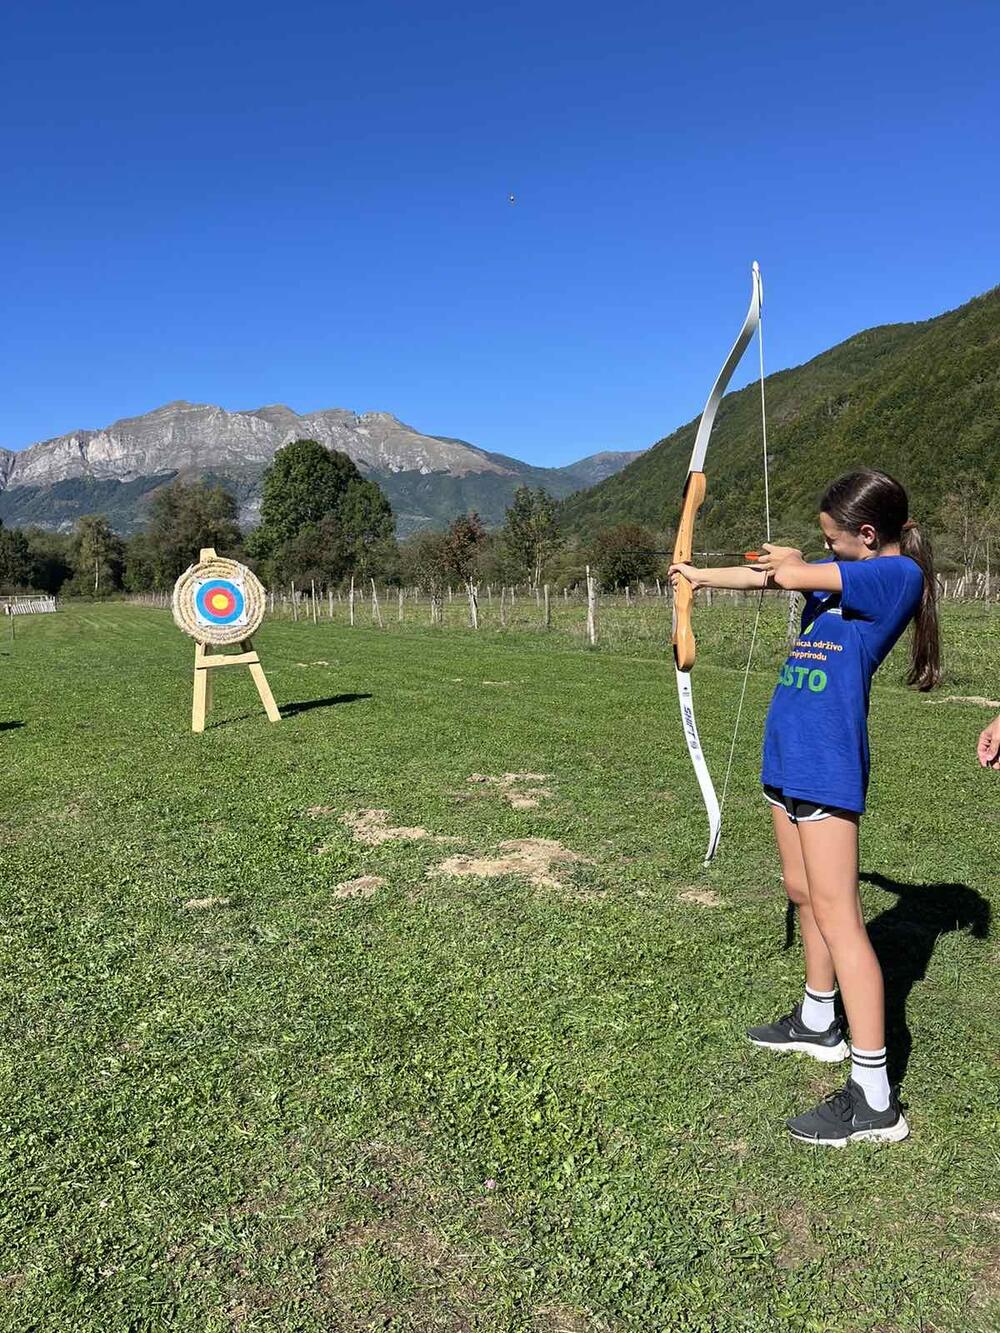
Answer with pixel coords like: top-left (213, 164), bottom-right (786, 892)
top-left (1, 602), bottom-right (998, 1332)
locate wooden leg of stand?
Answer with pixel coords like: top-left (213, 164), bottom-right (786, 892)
top-left (243, 639), bottom-right (282, 723)
top-left (192, 642), bottom-right (209, 733)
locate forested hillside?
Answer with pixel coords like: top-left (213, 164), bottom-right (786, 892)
top-left (558, 284), bottom-right (1000, 549)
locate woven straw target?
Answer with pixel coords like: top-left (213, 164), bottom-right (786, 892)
top-left (172, 555), bottom-right (266, 646)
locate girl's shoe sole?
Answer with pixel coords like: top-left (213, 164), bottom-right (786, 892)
top-left (789, 1115), bottom-right (910, 1147)
top-left (748, 1037), bottom-right (849, 1062)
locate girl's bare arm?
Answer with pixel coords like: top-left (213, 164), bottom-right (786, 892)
top-left (767, 551), bottom-right (843, 593)
top-left (669, 562), bottom-right (768, 591)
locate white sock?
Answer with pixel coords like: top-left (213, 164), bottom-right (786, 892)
top-left (801, 985), bottom-right (837, 1031)
top-left (851, 1046), bottom-right (891, 1112)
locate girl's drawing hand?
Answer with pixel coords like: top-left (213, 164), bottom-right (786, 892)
top-left (669, 562), bottom-right (705, 590)
top-left (754, 543), bottom-right (803, 574)
top-left (977, 714), bottom-right (1000, 769)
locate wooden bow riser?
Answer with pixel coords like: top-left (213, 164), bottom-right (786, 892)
top-left (672, 470), bottom-right (706, 672)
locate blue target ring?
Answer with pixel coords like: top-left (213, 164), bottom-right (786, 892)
top-left (195, 578), bottom-right (246, 626)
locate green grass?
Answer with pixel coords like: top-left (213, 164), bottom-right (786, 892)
top-left (0, 603), bottom-right (997, 1332)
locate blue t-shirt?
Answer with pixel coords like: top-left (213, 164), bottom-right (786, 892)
top-left (760, 556), bottom-right (923, 812)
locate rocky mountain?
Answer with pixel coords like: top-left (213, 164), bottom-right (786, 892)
top-left (0, 402), bottom-right (642, 536)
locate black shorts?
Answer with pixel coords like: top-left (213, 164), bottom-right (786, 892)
top-left (763, 784), bottom-right (853, 824)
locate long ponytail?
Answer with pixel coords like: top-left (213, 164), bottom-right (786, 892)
top-left (820, 470), bottom-right (941, 691)
top-left (899, 519), bottom-right (940, 691)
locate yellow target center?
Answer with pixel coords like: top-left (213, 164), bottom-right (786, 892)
top-left (210, 593), bottom-right (230, 611)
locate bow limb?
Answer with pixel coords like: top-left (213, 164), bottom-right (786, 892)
top-left (672, 262), bottom-right (763, 863)
top-left (676, 662), bottom-right (722, 862)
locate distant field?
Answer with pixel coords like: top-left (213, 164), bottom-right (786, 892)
top-left (0, 602), bottom-right (997, 1332)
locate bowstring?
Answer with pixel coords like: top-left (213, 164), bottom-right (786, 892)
top-left (718, 303), bottom-right (770, 819)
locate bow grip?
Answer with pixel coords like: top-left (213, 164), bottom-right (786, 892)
top-left (672, 471), bottom-right (706, 672)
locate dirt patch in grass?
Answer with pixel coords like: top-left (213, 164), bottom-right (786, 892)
top-left (183, 896), bottom-right (233, 910)
top-left (309, 1139), bottom-right (497, 1331)
top-left (970, 1244), bottom-right (1000, 1312)
top-left (534, 1307), bottom-right (608, 1333)
top-left (340, 809), bottom-right (461, 847)
top-left (430, 838), bottom-right (591, 891)
top-left (677, 887), bottom-right (723, 908)
top-left (930, 695), bottom-right (1000, 708)
top-left (465, 772), bottom-right (553, 810)
top-left (775, 1201), bottom-right (821, 1270)
top-left (332, 875), bottom-right (385, 899)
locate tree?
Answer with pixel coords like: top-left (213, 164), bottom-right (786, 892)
top-left (501, 486), bottom-right (561, 585)
top-left (249, 439), bottom-right (397, 585)
top-left (0, 520), bottom-right (32, 592)
top-left (399, 530), bottom-right (452, 591)
top-left (68, 515), bottom-right (123, 597)
top-left (335, 478), bottom-right (397, 580)
top-left (589, 523), bottom-right (658, 591)
top-left (249, 440), bottom-right (362, 560)
top-left (23, 527), bottom-right (73, 593)
top-left (441, 512), bottom-right (487, 584)
top-left (139, 479), bottom-right (242, 589)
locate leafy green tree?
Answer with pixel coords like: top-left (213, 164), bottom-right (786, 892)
top-left (122, 532), bottom-right (157, 593)
top-left (23, 527), bottom-right (73, 593)
top-left (589, 523), bottom-right (658, 591)
top-left (249, 440), bottom-right (361, 560)
top-left (68, 515), bottom-right (123, 597)
top-left (248, 439), bottom-right (397, 585)
top-left (139, 479), bottom-right (242, 589)
top-left (501, 486), bottom-right (561, 585)
top-left (335, 478), bottom-right (396, 579)
top-left (0, 520), bottom-right (33, 592)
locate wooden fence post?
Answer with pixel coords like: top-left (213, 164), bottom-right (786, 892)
top-left (349, 576), bottom-right (355, 626)
top-left (586, 565), bottom-right (597, 646)
top-left (467, 581), bottom-right (479, 629)
top-left (544, 583), bottom-right (551, 629)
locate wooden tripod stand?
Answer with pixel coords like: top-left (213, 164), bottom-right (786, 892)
top-left (188, 546), bottom-right (281, 733)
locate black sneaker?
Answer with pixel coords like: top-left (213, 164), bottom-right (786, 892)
top-left (786, 1078), bottom-right (909, 1147)
top-left (747, 1004), bottom-right (848, 1063)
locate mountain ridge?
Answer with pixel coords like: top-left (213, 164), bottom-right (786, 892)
top-left (0, 401), bottom-right (642, 536)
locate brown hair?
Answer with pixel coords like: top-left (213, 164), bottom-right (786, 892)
top-left (820, 469), bottom-right (940, 690)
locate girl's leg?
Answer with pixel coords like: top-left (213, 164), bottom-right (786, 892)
top-left (770, 806), bottom-right (835, 994)
top-left (796, 813), bottom-right (884, 1051)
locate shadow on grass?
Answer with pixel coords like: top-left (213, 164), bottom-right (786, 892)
top-left (861, 871), bottom-right (991, 1084)
top-left (200, 694), bottom-right (373, 730)
top-left (280, 693), bottom-right (372, 718)
top-left (0, 721), bottom-right (25, 732)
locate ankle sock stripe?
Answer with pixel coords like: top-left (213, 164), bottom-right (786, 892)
top-left (851, 1054), bottom-right (887, 1067)
top-left (805, 987), bottom-right (837, 1000)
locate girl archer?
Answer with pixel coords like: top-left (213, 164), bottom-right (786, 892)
top-left (671, 469), bottom-right (940, 1145)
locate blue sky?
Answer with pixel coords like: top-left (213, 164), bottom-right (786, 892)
top-left (1, 1), bottom-right (997, 464)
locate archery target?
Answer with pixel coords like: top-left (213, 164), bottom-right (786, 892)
top-left (172, 556), bottom-right (266, 645)
top-left (194, 578), bottom-right (246, 628)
